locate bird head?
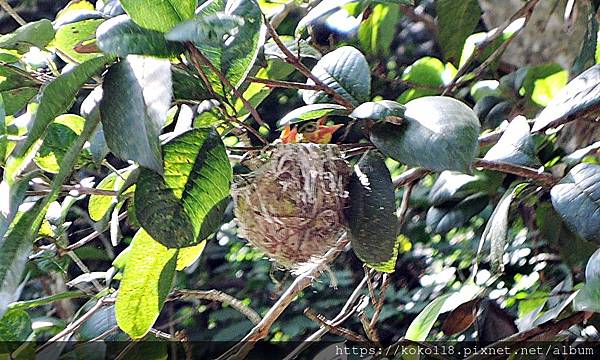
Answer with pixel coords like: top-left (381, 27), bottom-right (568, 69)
top-left (279, 117), bottom-right (343, 144)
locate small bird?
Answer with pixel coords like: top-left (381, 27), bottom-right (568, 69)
top-left (279, 117), bottom-right (343, 144)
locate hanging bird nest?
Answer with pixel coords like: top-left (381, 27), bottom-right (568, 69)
top-left (232, 143), bottom-right (351, 269)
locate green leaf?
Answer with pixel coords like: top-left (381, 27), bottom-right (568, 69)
top-left (350, 100), bottom-right (405, 123)
top-left (99, 56), bottom-right (172, 173)
top-left (482, 184), bottom-right (527, 273)
top-left (532, 64), bottom-right (600, 132)
top-left (194, 0), bottom-right (266, 95)
top-left (88, 168), bottom-right (134, 221)
top-left (428, 171), bottom-right (484, 206)
top-left (172, 66), bottom-right (212, 103)
top-left (176, 241), bottom-right (206, 270)
top-left (371, 96), bottom-right (480, 173)
top-left (426, 193), bottom-right (488, 234)
top-left (397, 57), bottom-right (444, 103)
top-left (0, 309), bottom-right (32, 341)
top-left (0, 95), bottom-right (5, 164)
top-left (5, 56), bottom-right (113, 183)
top-left (295, 0), bottom-right (357, 36)
top-left (277, 104), bottom-right (349, 128)
top-left (572, 11), bottom-right (598, 76)
top-left (165, 13), bottom-right (244, 45)
top-left (483, 117), bottom-right (539, 167)
top-left (302, 46), bottom-right (371, 107)
top-left (134, 128), bottom-right (232, 248)
top-left (573, 278), bottom-right (600, 313)
top-left (0, 64), bottom-right (40, 115)
top-left (115, 229), bottom-right (178, 339)
top-left (0, 19), bottom-right (55, 53)
top-left (436, 0), bottom-right (481, 65)
top-left (0, 200), bottom-right (44, 318)
top-left (80, 87), bottom-right (110, 165)
top-left (55, 19), bottom-right (104, 63)
top-left (8, 291), bottom-right (86, 311)
top-left (347, 151), bottom-right (398, 272)
top-left (34, 114), bottom-right (86, 173)
top-left (358, 3), bottom-right (399, 56)
top-left (405, 294), bottom-right (450, 341)
top-left (551, 163), bottom-right (600, 243)
top-left (120, 0), bottom-right (196, 32)
top-left (97, 15), bottom-right (184, 58)
top-left (530, 70), bottom-right (568, 107)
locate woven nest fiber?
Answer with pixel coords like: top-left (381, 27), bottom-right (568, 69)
top-left (232, 144), bottom-right (351, 268)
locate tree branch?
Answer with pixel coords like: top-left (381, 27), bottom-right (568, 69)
top-left (170, 289), bottom-right (262, 325)
top-left (247, 76), bottom-right (322, 91)
top-left (216, 233), bottom-right (350, 360)
top-left (0, 0), bottom-right (26, 25)
top-left (472, 158), bottom-right (557, 187)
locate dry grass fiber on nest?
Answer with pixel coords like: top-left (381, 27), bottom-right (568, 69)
top-left (232, 144), bottom-right (351, 269)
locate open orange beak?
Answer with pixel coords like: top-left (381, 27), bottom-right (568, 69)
top-left (280, 125), bottom-right (299, 144)
top-left (302, 123), bottom-right (343, 144)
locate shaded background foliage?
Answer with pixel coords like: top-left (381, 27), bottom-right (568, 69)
top-left (1, 0), bottom-right (600, 358)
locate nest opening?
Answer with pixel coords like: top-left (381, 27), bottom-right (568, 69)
top-left (232, 144), bottom-right (351, 269)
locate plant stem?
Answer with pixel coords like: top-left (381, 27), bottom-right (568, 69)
top-left (171, 289), bottom-right (262, 325)
top-left (247, 76), bottom-right (322, 91)
top-left (472, 158), bottom-right (557, 187)
top-left (0, 0), bottom-right (26, 25)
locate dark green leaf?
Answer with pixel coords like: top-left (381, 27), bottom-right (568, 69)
top-left (1, 87), bottom-right (38, 115)
top-left (0, 309), bottom-right (32, 341)
top-left (350, 100), bottom-right (405, 123)
top-left (426, 193), bottom-right (489, 234)
top-left (97, 15), bottom-right (184, 58)
top-left (550, 163), bottom-right (600, 243)
top-left (0, 200), bottom-right (44, 317)
top-left (436, 0), bottom-right (481, 65)
top-left (278, 104), bottom-right (349, 128)
top-left (302, 46), bottom-right (371, 107)
top-left (0, 95), bottom-right (5, 164)
top-left (99, 56), bottom-right (172, 173)
top-left (346, 151), bottom-right (398, 272)
top-left (55, 19), bottom-right (104, 63)
top-left (115, 229), bottom-right (178, 338)
top-left (5, 56), bottom-right (113, 181)
top-left (135, 128), bottom-right (232, 248)
top-left (532, 64), bottom-right (600, 132)
top-left (428, 171), bottom-right (484, 206)
top-left (194, 0), bottom-right (266, 95)
top-left (120, 0), bottom-right (196, 32)
top-left (371, 96), bottom-right (480, 173)
top-left (0, 19), bottom-right (55, 53)
top-left (483, 117), bottom-right (539, 167)
top-left (572, 12), bottom-right (598, 75)
top-left (171, 66), bottom-right (212, 102)
top-left (165, 13), bottom-right (244, 45)
top-left (0, 64), bottom-right (40, 115)
top-left (358, 3), bottom-right (399, 56)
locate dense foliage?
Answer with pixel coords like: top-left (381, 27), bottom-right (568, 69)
top-left (1, 0), bottom-right (600, 358)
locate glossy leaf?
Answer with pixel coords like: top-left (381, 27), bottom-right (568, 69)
top-left (484, 117), bottom-right (539, 167)
top-left (135, 128), bottom-right (232, 248)
top-left (263, 37), bottom-right (321, 60)
top-left (346, 151), bottom-right (398, 272)
top-left (371, 96), bottom-right (480, 173)
top-left (0, 19), bottom-right (55, 53)
top-left (120, 0), bottom-right (196, 32)
top-left (194, 0), bottom-right (265, 94)
top-left (405, 294), bottom-right (450, 341)
top-left (0, 65), bottom-right (39, 115)
top-left (278, 104), bottom-right (349, 128)
top-left (350, 100), bottom-right (405, 123)
top-left (532, 64), bottom-right (600, 132)
top-left (295, 0), bottom-right (356, 36)
top-left (428, 171), bottom-right (484, 206)
top-left (115, 229), bottom-right (178, 339)
top-left (436, 0), bottom-right (481, 65)
top-left (34, 114), bottom-right (85, 174)
top-left (551, 163), bottom-right (600, 243)
top-left (586, 249), bottom-right (600, 283)
top-left (97, 15), bottom-right (184, 58)
top-left (302, 46), bottom-right (371, 107)
top-left (397, 57), bottom-right (445, 103)
top-left (99, 56), bottom-right (172, 173)
top-left (426, 193), bottom-right (489, 234)
top-left (358, 3), bottom-right (399, 56)
top-left (165, 13), bottom-right (244, 45)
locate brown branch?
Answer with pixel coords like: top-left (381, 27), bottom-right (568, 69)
top-left (472, 158), bottom-right (557, 187)
top-left (170, 289), bottom-right (261, 325)
top-left (247, 76), bottom-right (322, 91)
top-left (304, 308), bottom-right (368, 343)
top-left (263, 16), bottom-right (355, 109)
top-left (0, 0), bottom-right (26, 25)
top-left (463, 311), bottom-right (591, 360)
top-left (61, 212), bottom-right (128, 254)
top-left (216, 234), bottom-right (350, 360)
top-left (393, 168), bottom-right (431, 188)
top-left (185, 43), bottom-right (266, 128)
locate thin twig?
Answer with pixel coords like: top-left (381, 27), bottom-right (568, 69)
top-left (263, 16), bottom-right (355, 109)
top-left (247, 76), bottom-right (322, 91)
top-left (26, 185), bottom-right (119, 197)
top-left (304, 308), bottom-right (368, 343)
top-left (66, 252), bottom-right (103, 292)
top-left (186, 43), bottom-right (267, 128)
top-left (472, 158), bottom-right (557, 187)
top-left (393, 168), bottom-right (431, 188)
top-left (171, 289), bottom-right (262, 325)
top-left (217, 234), bottom-right (350, 360)
top-left (61, 212), bottom-right (128, 253)
top-left (0, 0), bottom-right (26, 25)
